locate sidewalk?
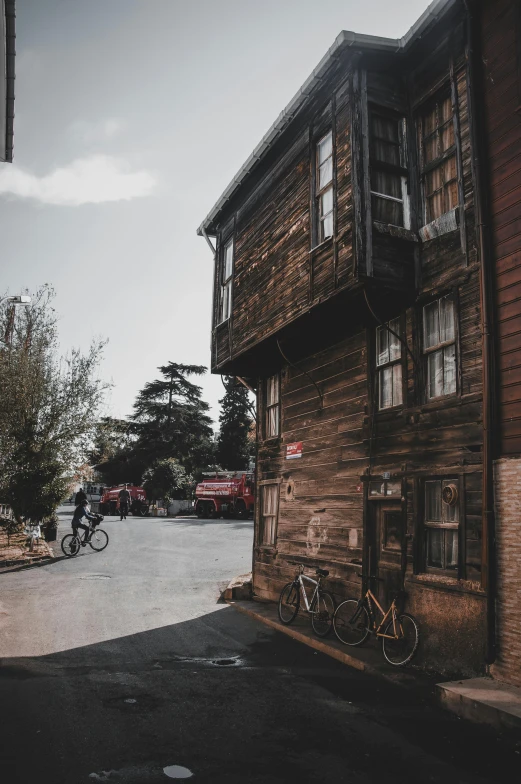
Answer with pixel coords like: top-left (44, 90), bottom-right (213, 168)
top-left (227, 596), bottom-right (521, 732)
top-left (0, 528), bottom-right (54, 570)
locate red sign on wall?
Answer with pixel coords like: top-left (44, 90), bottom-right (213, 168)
top-left (286, 442), bottom-right (303, 460)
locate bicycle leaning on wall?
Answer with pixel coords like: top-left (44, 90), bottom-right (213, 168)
top-left (332, 573), bottom-right (420, 666)
top-left (277, 561), bottom-right (336, 637)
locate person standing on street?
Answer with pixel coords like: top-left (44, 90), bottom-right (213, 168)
top-left (74, 487), bottom-right (87, 507)
top-left (118, 484), bottom-right (131, 520)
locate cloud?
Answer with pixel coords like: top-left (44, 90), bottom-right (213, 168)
top-left (0, 155), bottom-right (156, 206)
top-left (68, 118), bottom-right (125, 145)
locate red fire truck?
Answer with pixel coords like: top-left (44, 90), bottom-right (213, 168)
top-left (194, 472), bottom-right (254, 519)
top-left (99, 485), bottom-right (149, 517)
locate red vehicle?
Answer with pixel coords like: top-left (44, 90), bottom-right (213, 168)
top-left (99, 485), bottom-right (149, 517)
top-left (194, 472), bottom-right (254, 519)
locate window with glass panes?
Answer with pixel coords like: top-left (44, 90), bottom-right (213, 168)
top-left (219, 238), bottom-right (234, 323)
top-left (265, 374), bottom-right (280, 438)
top-left (260, 483), bottom-right (279, 546)
top-left (418, 94), bottom-right (458, 224)
top-left (370, 110), bottom-right (409, 228)
top-left (316, 130), bottom-right (334, 242)
top-left (423, 296), bottom-right (456, 399)
top-left (376, 318), bottom-right (403, 409)
top-left (425, 479), bottom-right (459, 572)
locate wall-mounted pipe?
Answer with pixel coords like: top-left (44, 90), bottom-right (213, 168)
top-left (464, 0), bottom-right (497, 665)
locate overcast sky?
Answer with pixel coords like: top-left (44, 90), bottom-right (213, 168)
top-left (1, 0), bottom-right (431, 428)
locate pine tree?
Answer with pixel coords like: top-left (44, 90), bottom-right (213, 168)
top-left (216, 377), bottom-right (254, 471)
top-left (131, 362), bottom-right (214, 474)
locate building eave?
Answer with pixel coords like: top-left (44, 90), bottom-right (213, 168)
top-left (196, 0), bottom-right (458, 237)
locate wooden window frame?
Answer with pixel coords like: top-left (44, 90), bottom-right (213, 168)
top-left (264, 373), bottom-right (280, 440)
top-left (375, 316), bottom-right (405, 411)
top-left (422, 478), bottom-right (461, 576)
top-left (369, 106), bottom-right (410, 229)
top-left (259, 479), bottom-right (280, 547)
top-left (417, 91), bottom-right (458, 226)
top-left (315, 129), bottom-right (334, 244)
top-left (218, 236), bottom-right (234, 325)
top-left (422, 294), bottom-right (458, 402)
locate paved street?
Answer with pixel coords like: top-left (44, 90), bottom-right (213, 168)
top-left (0, 511), bottom-right (519, 783)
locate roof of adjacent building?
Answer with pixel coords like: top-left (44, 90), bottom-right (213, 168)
top-left (197, 0), bottom-right (458, 237)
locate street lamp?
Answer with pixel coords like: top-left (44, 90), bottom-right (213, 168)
top-left (0, 295), bottom-right (31, 306)
top-left (0, 294), bottom-right (32, 347)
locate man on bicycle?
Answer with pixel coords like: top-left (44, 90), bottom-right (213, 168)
top-left (72, 499), bottom-right (98, 546)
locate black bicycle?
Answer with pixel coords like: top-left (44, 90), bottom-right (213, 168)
top-left (61, 514), bottom-right (109, 557)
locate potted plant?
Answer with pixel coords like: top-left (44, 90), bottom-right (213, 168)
top-left (42, 514), bottom-right (59, 542)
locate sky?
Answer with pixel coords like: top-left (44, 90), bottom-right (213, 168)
top-left (1, 0), bottom-right (431, 429)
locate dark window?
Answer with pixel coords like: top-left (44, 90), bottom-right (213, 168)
top-left (265, 374), bottom-right (280, 438)
top-left (260, 483), bottom-right (279, 546)
top-left (376, 317), bottom-right (403, 409)
top-left (418, 94), bottom-right (458, 224)
top-left (315, 130), bottom-right (334, 242)
top-left (369, 110), bottom-right (409, 228)
top-left (422, 295), bottom-right (457, 399)
top-left (219, 238), bottom-right (234, 324)
top-left (424, 479), bottom-right (459, 572)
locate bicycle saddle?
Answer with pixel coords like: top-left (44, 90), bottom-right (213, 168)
top-left (316, 568), bottom-right (329, 577)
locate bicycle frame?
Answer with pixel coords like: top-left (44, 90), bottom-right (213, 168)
top-left (363, 588), bottom-right (401, 640)
top-left (293, 569), bottom-right (321, 614)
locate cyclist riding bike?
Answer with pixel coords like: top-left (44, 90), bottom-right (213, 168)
top-left (72, 499), bottom-right (98, 546)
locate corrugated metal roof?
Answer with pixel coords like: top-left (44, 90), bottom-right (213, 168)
top-left (197, 0), bottom-right (457, 236)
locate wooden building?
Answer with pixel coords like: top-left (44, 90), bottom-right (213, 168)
top-left (198, 0), bottom-right (496, 676)
top-left (477, 0), bottom-right (521, 688)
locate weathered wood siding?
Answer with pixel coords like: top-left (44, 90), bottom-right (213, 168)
top-left (255, 328), bottom-right (367, 602)
top-left (213, 78), bottom-right (355, 371)
top-left (482, 0), bottom-right (521, 455)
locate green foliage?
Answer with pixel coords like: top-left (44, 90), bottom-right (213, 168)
top-left (216, 377), bottom-right (254, 471)
top-left (142, 458), bottom-right (193, 503)
top-left (131, 362), bottom-right (215, 475)
top-left (0, 286), bottom-right (107, 520)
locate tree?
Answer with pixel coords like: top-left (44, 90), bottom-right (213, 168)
top-left (131, 362), bottom-right (214, 474)
top-left (216, 376), bottom-right (254, 470)
top-left (142, 458), bottom-right (193, 504)
top-left (0, 286), bottom-right (107, 520)
top-left (87, 417), bottom-right (141, 487)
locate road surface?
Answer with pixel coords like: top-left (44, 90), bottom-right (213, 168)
top-left (0, 511), bottom-right (519, 782)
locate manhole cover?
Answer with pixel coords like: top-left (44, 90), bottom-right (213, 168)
top-left (79, 574), bottom-right (112, 580)
top-left (212, 658), bottom-right (239, 667)
top-left (164, 765), bottom-right (193, 779)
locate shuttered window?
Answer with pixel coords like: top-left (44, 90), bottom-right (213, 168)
top-left (369, 110), bottom-right (409, 228)
top-left (418, 95), bottom-right (458, 224)
top-left (265, 374), bottom-right (280, 438)
top-left (423, 296), bottom-right (457, 399)
top-left (376, 318), bottom-right (403, 409)
top-left (260, 483), bottom-right (279, 546)
top-left (316, 130), bottom-right (334, 242)
top-left (219, 238), bottom-right (234, 324)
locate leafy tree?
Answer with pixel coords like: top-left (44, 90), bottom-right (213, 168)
top-left (142, 458), bottom-right (193, 504)
top-left (88, 417), bottom-right (141, 487)
top-left (0, 286), bottom-right (107, 520)
top-left (131, 362), bottom-right (214, 474)
top-left (216, 376), bottom-right (254, 470)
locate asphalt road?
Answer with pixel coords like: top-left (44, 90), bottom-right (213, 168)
top-left (0, 510), bottom-right (519, 783)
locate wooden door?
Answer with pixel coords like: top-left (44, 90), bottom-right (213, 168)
top-left (368, 502), bottom-right (405, 609)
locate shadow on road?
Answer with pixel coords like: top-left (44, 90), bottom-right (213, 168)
top-left (1, 603), bottom-right (518, 784)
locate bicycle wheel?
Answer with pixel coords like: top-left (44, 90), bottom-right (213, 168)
top-left (278, 582), bottom-right (300, 624)
top-left (61, 534), bottom-right (80, 557)
top-left (311, 590), bottom-right (336, 637)
top-left (333, 599), bottom-right (370, 646)
top-left (381, 612), bottom-right (419, 666)
top-left (89, 528), bottom-right (109, 552)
